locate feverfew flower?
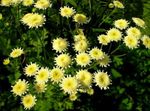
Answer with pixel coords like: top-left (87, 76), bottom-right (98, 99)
top-left (74, 40), bottom-right (88, 52)
top-left (11, 79), bottom-right (28, 96)
top-left (22, 94), bottom-right (36, 110)
top-left (22, 0), bottom-right (34, 6)
top-left (124, 35), bottom-right (139, 49)
top-left (34, 82), bottom-right (47, 93)
top-left (97, 34), bottom-right (110, 45)
top-left (69, 93), bottom-right (77, 101)
top-left (94, 71), bottom-right (111, 90)
top-left (60, 6), bottom-right (75, 18)
top-left (114, 19), bottom-right (129, 30)
top-left (132, 17), bottom-right (145, 28)
top-left (126, 27), bottom-right (141, 39)
top-left (52, 38), bottom-right (68, 53)
top-left (10, 48), bottom-right (24, 58)
top-left (60, 76), bottom-right (78, 94)
top-left (11, 0), bottom-right (22, 4)
top-left (0, 0), bottom-right (12, 6)
top-left (141, 35), bottom-right (150, 49)
top-left (98, 53), bottom-right (111, 67)
top-left (89, 47), bottom-right (104, 60)
top-left (74, 34), bottom-right (86, 42)
top-left (107, 28), bottom-right (122, 42)
top-left (113, 0), bottom-right (124, 9)
top-left (73, 14), bottom-right (88, 24)
top-left (3, 58), bottom-right (10, 65)
top-left (34, 0), bottom-right (51, 10)
top-left (76, 52), bottom-right (91, 67)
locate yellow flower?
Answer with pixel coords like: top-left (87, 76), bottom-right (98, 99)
top-left (74, 40), bottom-right (88, 52)
top-left (22, 0), bottom-right (34, 6)
top-left (60, 76), bottom-right (78, 94)
top-left (52, 38), bottom-right (68, 52)
top-left (74, 34), bottom-right (86, 42)
top-left (11, 79), bottom-right (28, 96)
top-left (22, 94), bottom-right (36, 110)
top-left (97, 34), bottom-right (110, 45)
top-left (34, 0), bottom-right (51, 10)
top-left (73, 14), bottom-right (88, 24)
top-left (87, 88), bottom-right (94, 95)
top-left (76, 70), bottom-right (92, 87)
top-left (24, 63), bottom-right (39, 77)
top-left (50, 68), bottom-right (64, 83)
top-left (55, 54), bottom-right (71, 68)
top-left (108, 3), bottom-right (114, 8)
top-left (124, 35), bottom-right (139, 49)
top-left (60, 6), bottom-right (75, 18)
top-left (113, 0), bottom-right (124, 9)
top-left (98, 53), bottom-right (111, 67)
top-left (35, 67), bottom-right (50, 83)
top-left (107, 28), bottom-right (122, 42)
top-left (35, 82), bottom-right (47, 93)
top-left (69, 93), bottom-right (77, 101)
top-left (11, 0), bottom-right (22, 4)
top-left (3, 58), bottom-right (10, 65)
top-left (114, 19), bottom-right (129, 30)
top-left (89, 47), bottom-right (104, 60)
top-left (21, 13), bottom-right (46, 28)
top-left (76, 52), bottom-right (91, 67)
top-left (126, 27), bottom-right (141, 39)
top-left (94, 71), bottom-right (111, 90)
top-left (10, 48), bottom-right (24, 58)
top-left (132, 17), bottom-right (145, 28)
top-left (1, 0), bottom-right (12, 6)
top-left (141, 35), bottom-right (150, 49)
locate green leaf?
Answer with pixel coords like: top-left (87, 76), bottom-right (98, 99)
top-left (65, 0), bottom-right (77, 7)
top-left (111, 68), bottom-right (122, 78)
top-left (92, 28), bottom-right (106, 32)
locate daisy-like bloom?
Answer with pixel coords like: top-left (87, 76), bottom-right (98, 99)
top-left (74, 40), bottom-right (88, 52)
top-left (107, 28), bottom-right (122, 42)
top-left (60, 6), bottom-right (75, 18)
top-left (89, 47), bottom-right (104, 60)
top-left (126, 27), bottom-right (141, 39)
top-left (75, 52), bottom-right (91, 67)
top-left (94, 71), bottom-right (111, 90)
top-left (10, 48), bottom-right (24, 58)
top-left (52, 38), bottom-right (68, 53)
top-left (3, 58), bottom-right (10, 65)
top-left (1, 0), bottom-right (12, 6)
top-left (11, 0), bottom-right (22, 4)
top-left (22, 94), bottom-right (36, 110)
top-left (76, 70), bottom-right (92, 87)
top-left (98, 53), bottom-right (111, 67)
top-left (50, 67), bottom-right (64, 83)
top-left (124, 35), bottom-right (139, 49)
top-left (11, 79), bottom-right (28, 96)
top-left (60, 76), bottom-right (78, 94)
top-left (34, 0), bottom-right (51, 10)
top-left (132, 17), bottom-right (145, 28)
top-left (69, 93), bottom-right (77, 101)
top-left (114, 19), bottom-right (129, 30)
top-left (97, 34), bottom-right (111, 45)
top-left (74, 34), bottom-right (86, 42)
top-left (34, 82), bottom-right (47, 93)
top-left (141, 35), bottom-right (150, 49)
top-left (87, 88), bottom-right (94, 95)
top-left (21, 13), bottom-right (46, 28)
top-left (73, 14), bottom-right (88, 24)
top-left (24, 63), bottom-right (39, 77)
top-left (22, 0), bottom-right (34, 6)
top-left (113, 0), bottom-right (124, 9)
top-left (55, 54), bottom-right (71, 68)
top-left (35, 67), bottom-right (50, 83)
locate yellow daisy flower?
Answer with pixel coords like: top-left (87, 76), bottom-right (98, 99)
top-left (34, 0), bottom-right (51, 10)
top-left (87, 88), bottom-right (94, 95)
top-left (76, 70), bottom-right (92, 87)
top-left (113, 0), bottom-right (124, 9)
top-left (11, 79), bottom-right (28, 96)
top-left (34, 82), bottom-right (47, 93)
top-left (52, 38), bottom-right (68, 53)
top-left (141, 35), bottom-right (150, 49)
top-left (24, 63), bottom-right (39, 77)
top-left (74, 40), bottom-right (88, 52)
top-left (1, 0), bottom-right (12, 6)
top-left (35, 67), bottom-right (50, 83)
top-left (60, 6), bottom-right (75, 18)
top-left (60, 76), bottom-right (78, 94)
top-left (98, 53), bottom-right (111, 67)
top-left (50, 67), bottom-right (64, 83)
top-left (97, 34), bottom-right (110, 45)
top-left (132, 17), bottom-right (145, 28)
top-left (22, 94), bottom-right (36, 110)
top-left (74, 34), bottom-right (86, 42)
top-left (107, 28), bottom-right (122, 42)
top-left (124, 35), bottom-right (139, 49)
top-left (94, 71), bottom-right (111, 90)
top-left (126, 27), bottom-right (141, 39)
top-left (69, 93), bottom-right (77, 101)
top-left (114, 19), bottom-right (129, 30)
top-left (10, 48), bottom-right (24, 58)
top-left (73, 14), bottom-right (88, 24)
top-left (89, 47), bottom-right (104, 60)
top-left (55, 54), bottom-right (71, 68)
top-left (76, 52), bottom-right (91, 67)
top-left (3, 58), bottom-right (10, 65)
top-left (11, 0), bottom-right (22, 4)
top-left (22, 0), bottom-right (34, 6)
